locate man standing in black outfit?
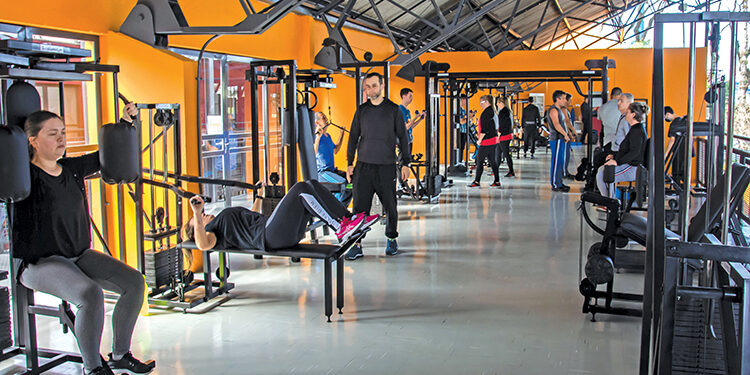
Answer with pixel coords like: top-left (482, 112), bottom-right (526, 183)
top-left (344, 72), bottom-right (411, 260)
top-left (521, 96), bottom-right (541, 158)
top-left (580, 96), bottom-right (593, 145)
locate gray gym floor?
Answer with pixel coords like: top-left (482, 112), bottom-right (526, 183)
top-left (0, 146), bottom-right (645, 375)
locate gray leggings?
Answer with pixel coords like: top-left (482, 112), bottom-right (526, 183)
top-left (19, 249), bottom-right (145, 371)
top-left (596, 164), bottom-right (638, 197)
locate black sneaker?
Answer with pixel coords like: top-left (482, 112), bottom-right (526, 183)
top-left (505, 172), bottom-right (515, 178)
top-left (490, 181), bottom-right (501, 187)
top-left (345, 243), bottom-right (363, 260)
top-left (560, 185), bottom-right (571, 192)
top-left (551, 186), bottom-right (562, 192)
top-left (468, 181), bottom-right (480, 187)
top-left (87, 364), bottom-right (115, 375)
top-left (530, 155), bottom-right (535, 159)
top-left (385, 238), bottom-right (399, 256)
top-left (107, 352), bottom-right (155, 374)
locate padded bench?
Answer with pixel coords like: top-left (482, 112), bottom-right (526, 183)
top-left (178, 227), bottom-right (369, 322)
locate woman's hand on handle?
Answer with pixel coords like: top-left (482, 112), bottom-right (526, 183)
top-left (189, 196), bottom-right (205, 217)
top-left (122, 103), bottom-right (137, 123)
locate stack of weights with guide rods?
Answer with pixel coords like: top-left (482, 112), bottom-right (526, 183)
top-left (261, 172), bottom-right (285, 216)
top-left (100, 120), bottom-right (183, 289)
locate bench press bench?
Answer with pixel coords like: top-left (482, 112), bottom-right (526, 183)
top-left (178, 227), bottom-right (369, 322)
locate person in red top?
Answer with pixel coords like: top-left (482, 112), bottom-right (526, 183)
top-left (495, 95), bottom-right (515, 177)
top-left (469, 95), bottom-right (501, 188)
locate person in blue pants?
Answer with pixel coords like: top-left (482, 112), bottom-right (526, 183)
top-left (546, 90), bottom-right (571, 192)
top-left (563, 92), bottom-right (577, 178)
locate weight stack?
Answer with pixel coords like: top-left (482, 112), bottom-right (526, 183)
top-left (144, 247), bottom-right (183, 289)
top-left (0, 287), bottom-right (12, 350)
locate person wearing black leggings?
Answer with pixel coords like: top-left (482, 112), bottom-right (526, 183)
top-left (468, 95), bottom-right (500, 188)
top-left (184, 180), bottom-right (378, 251)
top-left (495, 96), bottom-right (515, 177)
top-left (14, 108), bottom-right (154, 375)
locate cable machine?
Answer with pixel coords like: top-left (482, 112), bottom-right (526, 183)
top-left (642, 11), bottom-right (750, 375)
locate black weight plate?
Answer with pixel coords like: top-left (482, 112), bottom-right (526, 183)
top-left (585, 254), bottom-right (615, 284)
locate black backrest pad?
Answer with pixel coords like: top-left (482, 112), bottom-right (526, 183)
top-left (7, 81), bottom-right (41, 128)
top-left (297, 105), bottom-right (318, 181)
top-left (688, 163), bottom-right (750, 242)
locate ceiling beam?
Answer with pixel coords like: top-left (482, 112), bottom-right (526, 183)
top-left (491, 0), bottom-right (596, 56)
top-left (393, 0), bottom-right (512, 65)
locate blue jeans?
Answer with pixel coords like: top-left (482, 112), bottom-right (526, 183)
top-left (318, 169), bottom-right (352, 205)
top-left (549, 139), bottom-right (566, 188)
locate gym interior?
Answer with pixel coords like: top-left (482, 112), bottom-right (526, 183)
top-left (0, 1), bottom-right (747, 374)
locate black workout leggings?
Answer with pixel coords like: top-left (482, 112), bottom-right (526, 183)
top-left (475, 144), bottom-right (499, 183)
top-left (457, 132), bottom-right (468, 162)
top-left (523, 126), bottom-right (536, 155)
top-left (497, 140), bottom-right (514, 174)
top-left (264, 180), bottom-right (350, 249)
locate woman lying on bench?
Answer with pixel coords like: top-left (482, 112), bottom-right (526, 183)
top-left (183, 180), bottom-right (378, 251)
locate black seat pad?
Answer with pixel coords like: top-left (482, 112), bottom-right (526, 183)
top-left (619, 213), bottom-right (680, 246)
top-left (179, 241), bottom-right (340, 259)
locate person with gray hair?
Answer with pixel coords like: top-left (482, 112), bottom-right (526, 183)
top-left (597, 87), bottom-right (623, 148)
top-left (611, 92), bottom-right (635, 153)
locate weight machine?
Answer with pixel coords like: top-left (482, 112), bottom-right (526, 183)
top-left (0, 38), bottom-right (123, 374)
top-left (641, 11), bottom-right (750, 375)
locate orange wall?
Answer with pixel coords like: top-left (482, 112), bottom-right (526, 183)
top-left (98, 32), bottom-right (198, 266)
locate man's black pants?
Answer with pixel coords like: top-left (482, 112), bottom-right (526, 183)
top-left (353, 162), bottom-right (399, 239)
top-left (523, 126), bottom-right (537, 155)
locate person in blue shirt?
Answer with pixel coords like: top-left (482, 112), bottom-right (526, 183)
top-left (457, 97), bottom-right (475, 163)
top-left (399, 88), bottom-right (424, 147)
top-left (314, 111), bottom-right (351, 204)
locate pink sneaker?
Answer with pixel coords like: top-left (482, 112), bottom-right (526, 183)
top-left (336, 214), bottom-right (365, 243)
top-left (359, 214), bottom-right (380, 231)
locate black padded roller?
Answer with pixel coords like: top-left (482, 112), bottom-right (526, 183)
top-left (99, 122), bottom-right (139, 184)
top-left (0, 125), bottom-right (31, 202)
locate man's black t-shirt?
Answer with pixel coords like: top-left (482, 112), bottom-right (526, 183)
top-left (347, 99), bottom-right (411, 166)
top-left (13, 152), bottom-right (100, 264)
top-left (205, 207), bottom-right (268, 250)
top-left (522, 104), bottom-right (541, 129)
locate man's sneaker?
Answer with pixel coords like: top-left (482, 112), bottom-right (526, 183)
top-left (385, 238), bottom-right (399, 256)
top-left (360, 214), bottom-right (380, 231)
top-left (530, 154), bottom-right (535, 159)
top-left (490, 181), bottom-right (501, 187)
top-left (336, 214), bottom-right (365, 243)
top-left (107, 352), bottom-right (155, 374)
top-left (559, 185), bottom-right (571, 192)
top-left (468, 181), bottom-right (480, 188)
top-left (345, 243), bottom-right (363, 260)
top-left (505, 172), bottom-right (515, 178)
